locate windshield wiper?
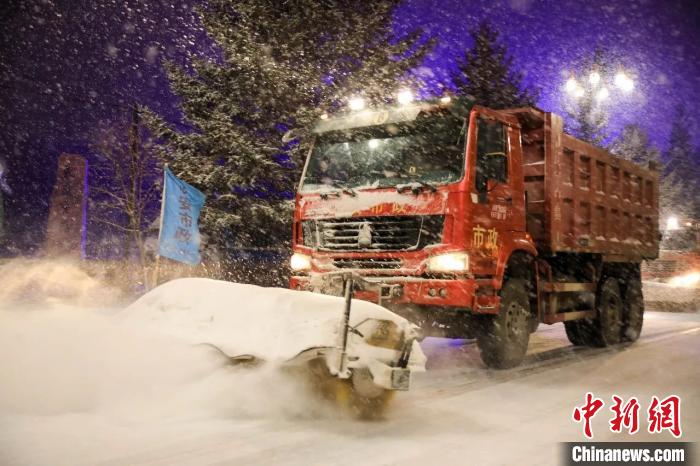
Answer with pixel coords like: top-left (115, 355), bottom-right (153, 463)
top-left (396, 180), bottom-right (437, 194)
top-left (415, 179), bottom-right (437, 192)
top-left (331, 181), bottom-right (357, 197)
top-left (319, 190), bottom-right (341, 199)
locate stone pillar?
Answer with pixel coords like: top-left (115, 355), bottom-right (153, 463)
top-left (44, 154), bottom-right (88, 258)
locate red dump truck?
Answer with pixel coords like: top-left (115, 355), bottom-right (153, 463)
top-left (290, 97), bottom-right (659, 368)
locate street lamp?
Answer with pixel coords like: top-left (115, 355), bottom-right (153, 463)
top-left (397, 88), bottom-right (414, 105)
top-left (561, 53), bottom-right (637, 144)
top-left (348, 96), bottom-right (365, 111)
top-left (614, 71), bottom-right (634, 92)
top-left (565, 76), bottom-right (578, 94)
top-left (564, 66), bottom-right (635, 102)
top-left (595, 87), bottom-right (609, 102)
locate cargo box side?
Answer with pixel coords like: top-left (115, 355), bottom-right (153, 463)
top-left (515, 108), bottom-right (659, 260)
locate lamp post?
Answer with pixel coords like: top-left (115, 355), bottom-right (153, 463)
top-left (564, 69), bottom-right (634, 102)
top-left (562, 51), bottom-right (636, 145)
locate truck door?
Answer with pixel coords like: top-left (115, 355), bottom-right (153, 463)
top-left (469, 110), bottom-right (525, 271)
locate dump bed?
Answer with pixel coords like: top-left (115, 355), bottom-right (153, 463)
top-left (507, 108), bottom-right (659, 260)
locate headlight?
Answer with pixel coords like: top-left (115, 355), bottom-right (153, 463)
top-left (426, 252), bottom-right (469, 273)
top-left (290, 252), bottom-right (312, 271)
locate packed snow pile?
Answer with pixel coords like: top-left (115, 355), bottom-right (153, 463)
top-left (0, 307), bottom-right (324, 424)
top-left (122, 277), bottom-right (424, 366)
top-left (0, 258), bottom-right (121, 309)
top-left (643, 279), bottom-right (700, 311)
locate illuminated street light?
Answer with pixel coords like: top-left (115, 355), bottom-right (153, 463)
top-left (348, 96), bottom-right (365, 111)
top-left (564, 64), bottom-right (635, 102)
top-left (666, 216), bottom-right (680, 230)
top-left (397, 89), bottom-right (414, 105)
top-left (614, 71), bottom-right (634, 92)
top-left (440, 95), bottom-right (452, 104)
top-left (595, 87), bottom-right (609, 102)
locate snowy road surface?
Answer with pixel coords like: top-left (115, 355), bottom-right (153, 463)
top-left (1, 310), bottom-right (698, 466)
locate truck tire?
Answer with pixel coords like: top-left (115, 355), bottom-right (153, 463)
top-left (591, 277), bottom-right (623, 347)
top-left (477, 279), bottom-right (532, 369)
top-left (564, 320), bottom-right (585, 346)
top-left (565, 277), bottom-right (623, 347)
top-left (621, 270), bottom-right (644, 342)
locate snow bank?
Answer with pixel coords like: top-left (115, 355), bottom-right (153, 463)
top-left (122, 277), bottom-right (413, 363)
top-left (0, 258), bottom-right (120, 310)
top-left (643, 281), bottom-right (700, 311)
top-left (0, 305), bottom-right (323, 422)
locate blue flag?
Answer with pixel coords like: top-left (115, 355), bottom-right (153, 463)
top-left (158, 167), bottom-right (206, 265)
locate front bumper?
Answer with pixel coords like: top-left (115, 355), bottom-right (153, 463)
top-left (290, 273), bottom-right (500, 314)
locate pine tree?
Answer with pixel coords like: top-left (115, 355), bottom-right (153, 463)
top-left (610, 124), bottom-right (689, 223)
top-left (664, 105), bottom-right (700, 219)
top-left (144, 0), bottom-right (432, 254)
top-left (610, 124), bottom-right (659, 166)
top-left (452, 22), bottom-right (538, 109)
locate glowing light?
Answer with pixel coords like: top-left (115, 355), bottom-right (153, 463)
top-left (440, 95), bottom-right (452, 104)
top-left (589, 71), bottom-right (601, 86)
top-left (573, 85), bottom-right (585, 98)
top-left (666, 216), bottom-right (680, 230)
top-left (348, 97), bottom-right (365, 111)
top-left (397, 89), bottom-right (414, 105)
top-left (290, 253), bottom-right (311, 271)
top-left (368, 139), bottom-right (379, 149)
top-left (565, 77), bottom-right (578, 94)
top-left (319, 113), bottom-right (328, 120)
top-left (595, 87), bottom-right (609, 102)
top-left (615, 72), bottom-right (634, 92)
top-left (668, 271), bottom-right (700, 288)
top-left (427, 252), bottom-right (469, 273)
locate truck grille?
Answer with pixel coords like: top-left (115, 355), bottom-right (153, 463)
top-left (302, 215), bottom-right (444, 251)
top-left (333, 258), bottom-right (402, 269)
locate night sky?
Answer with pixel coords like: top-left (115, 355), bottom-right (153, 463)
top-left (1, 0), bottom-right (698, 252)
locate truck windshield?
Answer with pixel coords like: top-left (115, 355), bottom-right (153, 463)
top-left (300, 113), bottom-right (466, 192)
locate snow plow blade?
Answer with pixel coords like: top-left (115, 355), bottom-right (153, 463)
top-left (123, 277), bottom-right (426, 419)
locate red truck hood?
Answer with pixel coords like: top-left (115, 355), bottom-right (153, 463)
top-left (298, 188), bottom-right (449, 219)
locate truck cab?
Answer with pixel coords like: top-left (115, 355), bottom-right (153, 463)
top-left (291, 97), bottom-right (527, 304)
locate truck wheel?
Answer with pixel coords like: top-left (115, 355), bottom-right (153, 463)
top-left (477, 279), bottom-right (532, 369)
top-left (564, 321), bottom-right (585, 346)
top-left (621, 273), bottom-right (644, 342)
top-left (590, 277), bottom-right (623, 347)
